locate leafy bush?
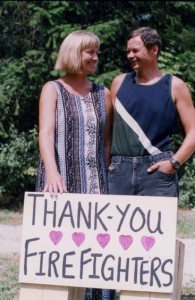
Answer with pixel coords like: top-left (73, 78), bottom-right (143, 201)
top-left (179, 157), bottom-right (195, 208)
top-left (0, 1), bottom-right (195, 208)
top-left (0, 126), bottom-right (38, 207)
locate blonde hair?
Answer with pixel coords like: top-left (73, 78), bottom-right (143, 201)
top-left (54, 30), bottom-right (100, 73)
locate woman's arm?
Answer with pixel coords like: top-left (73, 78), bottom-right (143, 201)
top-left (38, 82), bottom-right (67, 194)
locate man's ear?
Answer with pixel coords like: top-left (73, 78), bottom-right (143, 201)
top-left (152, 44), bottom-right (159, 56)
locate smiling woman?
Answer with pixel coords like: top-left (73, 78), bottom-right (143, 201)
top-left (35, 30), bottom-right (113, 300)
top-left (54, 30), bottom-right (100, 74)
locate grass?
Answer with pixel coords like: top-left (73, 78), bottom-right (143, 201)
top-left (0, 210), bottom-right (22, 300)
top-left (0, 255), bottom-right (20, 300)
top-left (177, 209), bottom-right (195, 239)
top-left (0, 209), bottom-right (23, 226)
top-left (0, 208), bottom-right (195, 299)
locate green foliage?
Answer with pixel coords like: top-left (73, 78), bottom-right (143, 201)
top-left (0, 0), bottom-right (195, 207)
top-left (0, 126), bottom-right (38, 206)
top-left (178, 50), bottom-right (195, 95)
top-left (158, 48), bottom-right (182, 77)
top-left (179, 157), bottom-right (195, 208)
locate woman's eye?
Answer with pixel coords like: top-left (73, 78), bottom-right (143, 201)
top-left (86, 49), bottom-right (98, 56)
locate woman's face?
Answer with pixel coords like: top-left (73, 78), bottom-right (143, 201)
top-left (80, 47), bottom-right (99, 75)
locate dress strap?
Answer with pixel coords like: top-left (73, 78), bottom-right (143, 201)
top-left (49, 80), bottom-right (61, 98)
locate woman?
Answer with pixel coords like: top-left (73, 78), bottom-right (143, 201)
top-left (36, 30), bottom-right (114, 300)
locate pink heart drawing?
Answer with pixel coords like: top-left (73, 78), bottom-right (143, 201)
top-left (97, 233), bottom-right (110, 248)
top-left (141, 236), bottom-right (155, 251)
top-left (72, 232), bottom-right (85, 247)
top-left (49, 231), bottom-right (63, 245)
top-left (119, 235), bottom-right (133, 250)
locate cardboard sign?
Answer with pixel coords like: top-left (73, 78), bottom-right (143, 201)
top-left (19, 192), bottom-right (177, 293)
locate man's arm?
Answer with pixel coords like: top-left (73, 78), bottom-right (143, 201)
top-left (104, 87), bottom-right (113, 169)
top-left (148, 76), bottom-right (195, 174)
top-left (171, 76), bottom-right (195, 164)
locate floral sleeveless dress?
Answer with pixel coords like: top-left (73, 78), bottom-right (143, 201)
top-left (36, 81), bottom-right (114, 300)
top-left (36, 80), bottom-right (107, 194)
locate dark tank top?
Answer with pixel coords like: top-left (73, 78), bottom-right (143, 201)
top-left (111, 71), bottom-right (178, 156)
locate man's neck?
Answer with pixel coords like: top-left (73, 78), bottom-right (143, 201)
top-left (135, 69), bottom-right (164, 85)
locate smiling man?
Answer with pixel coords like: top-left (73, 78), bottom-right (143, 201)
top-left (108, 28), bottom-right (195, 300)
top-left (108, 27), bottom-right (195, 197)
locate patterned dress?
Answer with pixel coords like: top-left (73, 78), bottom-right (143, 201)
top-left (36, 80), bottom-right (113, 300)
top-left (36, 80), bottom-right (108, 194)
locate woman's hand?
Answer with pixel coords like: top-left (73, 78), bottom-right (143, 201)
top-left (43, 170), bottom-right (68, 195)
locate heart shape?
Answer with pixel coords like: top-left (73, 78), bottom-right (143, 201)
top-left (119, 235), bottom-right (133, 250)
top-left (141, 236), bottom-right (155, 251)
top-left (97, 233), bottom-right (110, 248)
top-left (49, 231), bottom-right (63, 245)
top-left (72, 232), bottom-right (85, 247)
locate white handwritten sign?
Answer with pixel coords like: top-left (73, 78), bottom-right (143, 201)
top-left (19, 192), bottom-right (178, 293)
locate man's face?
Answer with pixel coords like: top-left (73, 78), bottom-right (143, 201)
top-left (127, 36), bottom-right (155, 71)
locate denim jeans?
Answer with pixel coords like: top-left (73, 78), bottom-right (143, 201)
top-left (108, 151), bottom-right (179, 197)
top-left (85, 288), bottom-right (115, 300)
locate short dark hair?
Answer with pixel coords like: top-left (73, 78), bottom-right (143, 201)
top-left (128, 27), bottom-right (162, 56)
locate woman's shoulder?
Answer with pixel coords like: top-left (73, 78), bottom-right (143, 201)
top-left (42, 79), bottom-right (59, 88)
top-left (92, 82), bottom-right (104, 89)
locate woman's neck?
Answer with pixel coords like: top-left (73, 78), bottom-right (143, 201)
top-left (59, 74), bottom-right (92, 96)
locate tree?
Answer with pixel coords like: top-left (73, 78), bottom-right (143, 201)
top-left (0, 0), bottom-right (195, 207)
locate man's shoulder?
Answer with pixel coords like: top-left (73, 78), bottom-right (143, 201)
top-left (111, 73), bottom-right (126, 93)
top-left (114, 72), bottom-right (126, 79)
top-left (171, 75), bottom-right (191, 102)
top-left (112, 72), bottom-right (129, 85)
top-left (171, 75), bottom-right (185, 86)
top-left (111, 72), bottom-right (135, 99)
top-left (171, 75), bottom-right (189, 95)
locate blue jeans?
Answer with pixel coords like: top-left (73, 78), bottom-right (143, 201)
top-left (108, 152), bottom-right (179, 197)
top-left (85, 288), bottom-right (115, 300)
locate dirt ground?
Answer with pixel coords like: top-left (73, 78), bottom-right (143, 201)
top-left (0, 209), bottom-right (195, 294)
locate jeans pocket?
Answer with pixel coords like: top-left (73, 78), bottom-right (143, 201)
top-left (108, 161), bottom-right (120, 174)
top-left (156, 169), bottom-right (174, 177)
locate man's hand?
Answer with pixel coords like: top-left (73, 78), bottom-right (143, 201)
top-left (147, 160), bottom-right (176, 174)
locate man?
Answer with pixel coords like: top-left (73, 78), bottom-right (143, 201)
top-left (108, 27), bottom-right (195, 197)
